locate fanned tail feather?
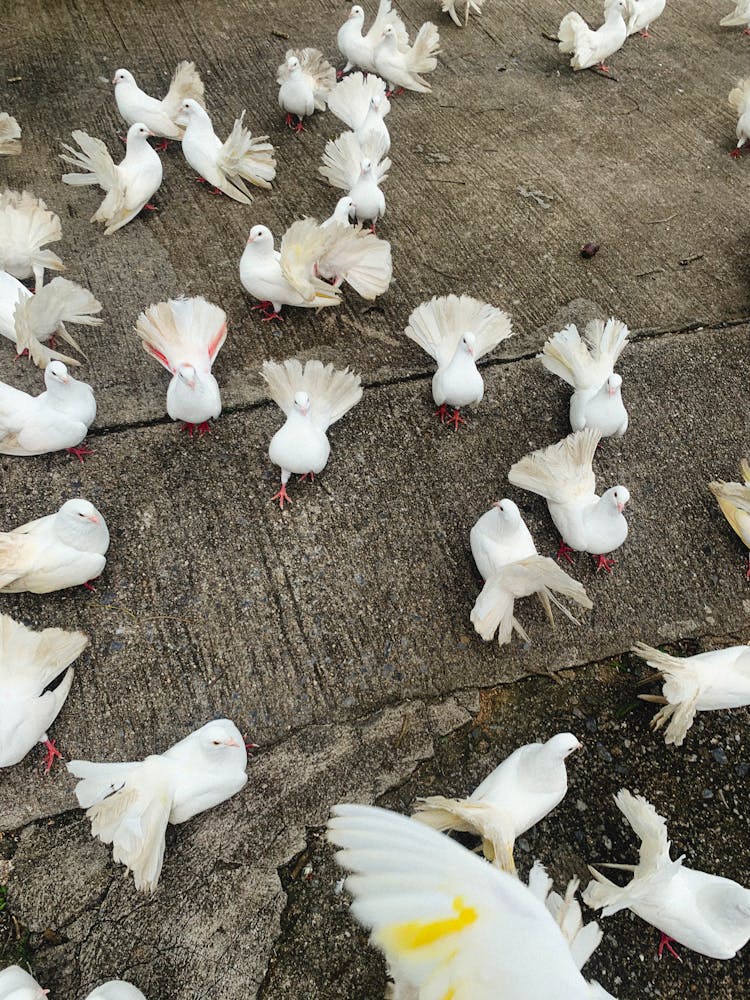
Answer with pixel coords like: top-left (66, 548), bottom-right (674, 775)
top-left (319, 223), bottom-right (392, 299)
top-left (508, 428), bottom-right (600, 503)
top-left (261, 358), bottom-right (362, 430)
top-left (0, 613), bottom-right (88, 688)
top-left (135, 296), bottom-right (227, 373)
top-left (15, 276), bottom-right (102, 368)
top-left (162, 60), bottom-right (205, 119)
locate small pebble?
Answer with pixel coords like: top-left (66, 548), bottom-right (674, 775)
top-left (580, 241), bottom-right (600, 258)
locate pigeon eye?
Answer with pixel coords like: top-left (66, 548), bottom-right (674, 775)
top-left (212, 740), bottom-right (221, 746)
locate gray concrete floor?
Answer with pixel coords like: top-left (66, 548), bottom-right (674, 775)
top-left (0, 0), bottom-right (749, 997)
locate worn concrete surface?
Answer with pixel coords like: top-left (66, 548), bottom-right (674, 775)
top-left (0, 0), bottom-right (749, 997)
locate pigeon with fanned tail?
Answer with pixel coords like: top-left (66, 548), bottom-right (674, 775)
top-left (320, 130), bottom-right (390, 226)
top-left (538, 317), bottom-right (629, 438)
top-left (405, 294), bottom-right (513, 430)
top-left (558, 0), bottom-right (627, 72)
top-left (61, 123), bottom-right (163, 236)
top-left (508, 428), bottom-right (629, 572)
top-left (441, 0), bottom-right (484, 27)
top-left (709, 459), bottom-right (750, 577)
top-left (633, 641), bottom-right (750, 745)
top-left (113, 62), bottom-right (204, 144)
top-left (470, 499), bottom-right (592, 645)
top-left (413, 733), bottom-right (581, 874)
top-left (624, 0), bottom-right (665, 37)
top-left (373, 21), bottom-right (441, 94)
top-left (0, 190), bottom-right (63, 291)
top-left (86, 984), bottom-right (147, 1000)
top-left (0, 270), bottom-right (102, 368)
top-left (0, 614), bottom-right (88, 771)
top-left (178, 100), bottom-right (275, 203)
top-left (277, 49), bottom-right (335, 132)
top-left (262, 359), bottom-right (362, 509)
top-left (528, 861), bottom-right (604, 973)
top-left (0, 499), bottom-right (109, 594)
top-left (0, 965), bottom-right (48, 1000)
top-left (584, 789), bottom-right (750, 960)
top-left (0, 114), bottom-right (21, 155)
top-left (721, 0), bottom-right (750, 32)
top-left (68, 719), bottom-right (248, 893)
top-left (327, 73), bottom-right (391, 151)
top-left (337, 1), bottom-right (409, 74)
top-left (0, 360), bottom-right (96, 460)
top-left (729, 78), bottom-right (750, 157)
top-left (135, 296), bottom-right (227, 437)
top-left (328, 803), bottom-right (617, 1000)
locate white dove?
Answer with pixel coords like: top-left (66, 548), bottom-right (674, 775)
top-left (709, 459), bottom-right (750, 577)
top-left (0, 190), bottom-right (64, 291)
top-left (320, 130), bottom-right (390, 227)
top-left (262, 359), bottom-right (362, 509)
top-left (321, 195), bottom-right (356, 228)
top-left (0, 360), bottom-right (96, 460)
top-left (86, 985), bottom-right (147, 1000)
top-left (633, 641), bottom-right (750, 746)
top-left (0, 113), bottom-right (21, 155)
top-left (240, 220), bottom-right (391, 320)
top-left (0, 270), bottom-right (102, 368)
top-left (327, 72), bottom-right (392, 152)
top-left (338, 1), bottom-right (410, 74)
top-left (558, 0), bottom-right (628, 72)
top-left (0, 966), bottom-right (48, 1000)
top-left (61, 122), bottom-right (163, 236)
top-left (528, 862), bottom-right (605, 973)
top-left (413, 732), bottom-right (581, 873)
top-left (373, 22), bottom-right (441, 94)
top-left (328, 803), bottom-right (618, 1000)
top-left (440, 0), bottom-right (484, 27)
top-left (470, 499), bottom-right (592, 645)
top-left (178, 99), bottom-right (276, 203)
top-left (405, 294), bottom-right (513, 430)
top-left (624, 0), bottom-right (665, 36)
top-left (729, 78), bottom-right (750, 157)
top-left (721, 0), bottom-right (750, 32)
top-left (538, 317), bottom-right (629, 438)
top-left (0, 498), bottom-right (109, 594)
top-left (277, 48), bottom-right (335, 131)
top-left (68, 719), bottom-right (248, 893)
top-left (135, 296), bottom-right (227, 436)
top-left (508, 428), bottom-right (629, 572)
top-left (584, 789), bottom-right (750, 961)
top-left (0, 614), bottom-right (88, 771)
top-left (112, 62), bottom-right (204, 146)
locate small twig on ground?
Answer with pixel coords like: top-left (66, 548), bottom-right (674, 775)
top-left (645, 213), bottom-right (678, 225)
top-left (635, 267), bottom-right (666, 278)
top-left (272, 29), bottom-right (289, 39)
top-left (679, 253), bottom-right (704, 266)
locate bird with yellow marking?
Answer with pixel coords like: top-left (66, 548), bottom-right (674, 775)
top-left (709, 459), bottom-right (750, 579)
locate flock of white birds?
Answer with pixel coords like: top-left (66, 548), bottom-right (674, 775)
top-left (0, 1), bottom-right (750, 998)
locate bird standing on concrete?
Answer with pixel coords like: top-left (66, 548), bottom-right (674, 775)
top-left (277, 49), bottom-right (335, 132)
top-left (558, 0), bottom-right (628, 72)
top-left (0, 190), bottom-right (64, 291)
top-left (112, 62), bottom-right (204, 147)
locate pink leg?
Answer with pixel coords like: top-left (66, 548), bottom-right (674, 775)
top-left (594, 553), bottom-right (615, 573)
top-left (369, 222), bottom-right (378, 234)
top-left (657, 932), bottom-right (682, 962)
top-left (638, 29), bottom-right (651, 37)
top-left (152, 138), bottom-right (170, 152)
top-left (180, 422), bottom-right (196, 437)
top-left (448, 408), bottom-right (465, 431)
top-left (251, 301), bottom-right (284, 322)
top-left (556, 540), bottom-right (575, 564)
top-left (744, 27), bottom-right (750, 35)
top-left (42, 738), bottom-right (62, 774)
top-left (385, 87), bottom-right (404, 97)
top-left (435, 403), bottom-right (448, 423)
top-left (143, 202), bottom-right (159, 211)
top-left (195, 177), bottom-right (222, 195)
top-left (745, 556), bottom-right (750, 580)
top-left (196, 421), bottom-right (211, 436)
top-left (299, 471), bottom-right (315, 482)
top-left (13, 348), bottom-right (29, 362)
top-left (730, 148), bottom-right (743, 158)
top-left (66, 443), bottom-right (94, 463)
top-left (596, 62), bottom-right (611, 73)
top-left (82, 578), bottom-right (98, 592)
top-left (271, 482), bottom-right (293, 509)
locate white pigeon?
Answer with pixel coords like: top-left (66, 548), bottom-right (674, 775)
top-left (440, 0), bottom-right (484, 27)
top-left (86, 984), bottom-right (147, 1000)
top-left (632, 641), bottom-right (750, 746)
top-left (404, 294), bottom-right (513, 430)
top-left (68, 719), bottom-right (248, 893)
top-left (321, 195), bottom-right (356, 228)
top-left (240, 220), bottom-right (391, 320)
top-left (0, 269), bottom-right (102, 368)
top-left (338, 1), bottom-right (410, 74)
top-left (470, 499), bottom-right (592, 645)
top-left (262, 359), bottom-right (362, 509)
top-left (320, 130), bottom-right (390, 226)
top-left (0, 614), bottom-right (88, 771)
top-left (0, 113), bottom-right (21, 155)
top-left (0, 360), bottom-right (96, 460)
top-left (558, 0), bottom-right (628, 72)
top-left (584, 789), bottom-right (750, 960)
top-left (0, 498), bottom-right (109, 594)
top-left (373, 22), bottom-right (441, 94)
top-left (327, 72), bottom-right (392, 152)
top-left (709, 459), bottom-right (750, 577)
top-left (538, 317), bottom-right (629, 438)
top-left (0, 965), bottom-right (48, 1000)
top-left (413, 732), bottom-right (581, 873)
top-left (624, 0), bottom-right (665, 36)
top-left (327, 803), bottom-right (618, 1000)
top-left (508, 428), bottom-right (629, 572)
top-left (721, 0), bottom-right (750, 32)
top-left (112, 62), bottom-right (205, 144)
top-left (135, 296), bottom-right (227, 436)
top-left (0, 190), bottom-right (64, 291)
top-left (178, 99), bottom-right (276, 203)
top-left (729, 78), bottom-right (750, 157)
top-left (528, 861), bottom-right (605, 972)
top-left (61, 122), bottom-right (163, 236)
top-left (277, 49), bottom-right (336, 131)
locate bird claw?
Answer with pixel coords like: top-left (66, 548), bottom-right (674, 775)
top-left (385, 87), bottom-right (404, 97)
top-left (730, 148), bottom-right (743, 158)
top-left (594, 554), bottom-right (615, 573)
top-left (271, 483), bottom-right (293, 509)
top-left (66, 444), bottom-right (94, 463)
top-left (251, 301), bottom-right (283, 322)
top-left (556, 540), bottom-right (575, 564)
top-left (82, 579), bottom-right (98, 592)
top-left (435, 403), bottom-right (448, 423)
top-left (285, 113), bottom-right (304, 132)
top-left (447, 408), bottom-right (465, 431)
top-left (745, 556), bottom-right (750, 580)
top-left (657, 933), bottom-right (683, 962)
top-left (42, 738), bottom-right (62, 774)
top-left (299, 472), bottom-right (315, 482)
top-left (143, 202), bottom-right (159, 211)
top-left (152, 138), bottom-right (170, 152)
top-left (13, 348), bottom-right (29, 362)
top-left (180, 422), bottom-right (211, 437)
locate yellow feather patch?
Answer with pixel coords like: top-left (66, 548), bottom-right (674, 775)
top-left (382, 896), bottom-right (477, 952)
top-left (442, 991), bottom-right (456, 1000)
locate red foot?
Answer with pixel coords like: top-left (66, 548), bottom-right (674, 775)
top-left (435, 403), bottom-right (448, 423)
top-left (195, 177), bottom-right (223, 195)
top-left (180, 421), bottom-right (212, 437)
top-left (730, 147), bottom-right (744, 158)
top-left (385, 87), bottom-right (404, 97)
top-left (152, 138), bottom-right (170, 152)
top-left (556, 540), bottom-right (575, 564)
top-left (639, 29), bottom-right (651, 37)
top-left (447, 408), bottom-right (465, 431)
top-left (745, 556), bottom-right (750, 580)
top-left (82, 578), bottom-right (99, 592)
top-left (271, 482), bottom-right (293, 509)
top-left (369, 222), bottom-right (378, 234)
top-left (299, 471), bottom-right (315, 482)
top-left (144, 202), bottom-right (159, 211)
top-left (251, 300), bottom-right (283, 322)
top-left (744, 27), bottom-right (750, 35)
top-left (13, 348), bottom-right (29, 362)
top-left (658, 932), bottom-right (682, 962)
top-left (66, 444), bottom-right (94, 463)
top-left (594, 554), bottom-right (615, 573)
top-left (285, 113), bottom-right (304, 132)
top-left (42, 738), bottom-right (62, 774)
top-left (596, 63), bottom-right (611, 73)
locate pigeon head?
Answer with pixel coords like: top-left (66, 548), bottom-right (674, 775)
top-left (606, 373), bottom-right (622, 397)
top-left (294, 391), bottom-right (311, 417)
top-left (197, 720), bottom-right (247, 765)
top-left (287, 56), bottom-right (301, 73)
top-left (334, 196), bottom-right (356, 222)
top-left (546, 733), bottom-right (582, 759)
top-left (460, 332), bottom-right (476, 358)
top-left (45, 360), bottom-right (70, 390)
top-left (177, 98), bottom-right (204, 125)
top-left (246, 225), bottom-right (273, 251)
top-left (492, 498), bottom-right (522, 532)
top-left (176, 363), bottom-right (197, 390)
top-left (112, 68), bottom-right (135, 87)
top-left (55, 499), bottom-right (110, 554)
top-left (127, 122), bottom-right (154, 143)
top-left (370, 94), bottom-right (384, 113)
top-left (604, 485), bottom-right (630, 515)
top-left (360, 157), bottom-right (373, 176)
top-left (349, 4), bottom-right (365, 20)
top-left (606, 0), bottom-right (627, 15)
top-left (380, 24), bottom-right (398, 48)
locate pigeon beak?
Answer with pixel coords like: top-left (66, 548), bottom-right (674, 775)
top-left (492, 502), bottom-right (502, 509)
top-left (61, 375), bottom-right (71, 384)
top-left (147, 130), bottom-right (156, 137)
top-left (617, 502), bottom-right (625, 513)
top-left (111, 76), bottom-right (117, 84)
top-left (247, 235), bottom-right (256, 244)
top-left (608, 387), bottom-right (616, 396)
top-left (223, 738), bottom-right (241, 748)
top-left (467, 347), bottom-right (475, 357)
top-left (575, 740), bottom-right (583, 751)
top-left (87, 514), bottom-right (99, 524)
